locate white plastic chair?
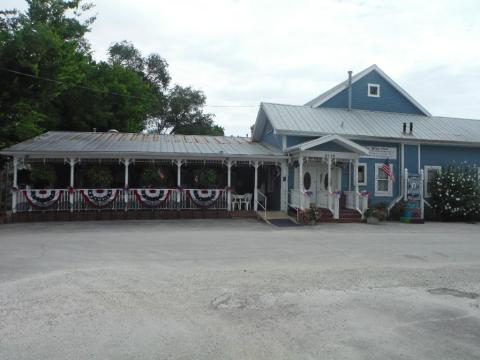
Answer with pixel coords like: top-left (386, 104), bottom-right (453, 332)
top-left (243, 193), bottom-right (253, 211)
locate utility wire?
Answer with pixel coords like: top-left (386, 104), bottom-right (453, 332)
top-left (0, 67), bottom-right (260, 108)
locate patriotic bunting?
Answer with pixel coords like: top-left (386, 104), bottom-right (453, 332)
top-left (23, 189), bottom-right (62, 209)
top-left (81, 189), bottom-right (118, 208)
top-left (188, 189), bottom-right (221, 208)
top-left (135, 189), bottom-right (170, 207)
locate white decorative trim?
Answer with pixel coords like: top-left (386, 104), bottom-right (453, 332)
top-left (285, 134), bottom-right (369, 155)
top-left (374, 163), bottom-right (393, 197)
top-left (368, 83), bottom-right (380, 97)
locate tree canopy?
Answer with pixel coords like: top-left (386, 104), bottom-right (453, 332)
top-left (0, 0), bottom-right (223, 149)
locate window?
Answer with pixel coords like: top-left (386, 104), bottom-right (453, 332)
top-left (424, 166), bottom-right (442, 197)
top-left (303, 172), bottom-right (311, 190)
top-left (368, 83), bottom-right (380, 97)
top-left (375, 163), bottom-right (392, 196)
top-left (357, 163), bottom-right (367, 186)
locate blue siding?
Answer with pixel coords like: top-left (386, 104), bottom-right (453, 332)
top-left (421, 145), bottom-right (480, 169)
top-left (320, 70), bottom-right (426, 115)
top-left (357, 140), bottom-right (401, 203)
top-left (260, 119), bottom-right (282, 150)
top-left (287, 135), bottom-right (317, 148)
top-left (404, 144), bottom-right (419, 174)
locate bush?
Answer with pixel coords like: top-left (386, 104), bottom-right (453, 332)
top-left (430, 164), bottom-right (480, 221)
top-left (388, 200), bottom-right (405, 220)
top-left (364, 202), bottom-right (388, 221)
top-left (30, 164), bottom-right (56, 188)
top-left (194, 168), bottom-right (217, 187)
top-left (139, 166), bottom-right (168, 187)
top-left (83, 166), bottom-right (113, 188)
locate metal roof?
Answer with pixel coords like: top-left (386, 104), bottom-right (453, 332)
top-left (0, 131), bottom-right (285, 159)
top-left (259, 102), bottom-right (480, 146)
top-left (303, 64), bottom-right (431, 116)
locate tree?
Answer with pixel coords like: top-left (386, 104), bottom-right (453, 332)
top-left (0, 0), bottom-right (224, 150)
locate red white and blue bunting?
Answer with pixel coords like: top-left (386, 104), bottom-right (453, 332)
top-left (23, 189), bottom-right (62, 209)
top-left (81, 189), bottom-right (118, 208)
top-left (135, 189), bottom-right (170, 207)
top-left (187, 189), bottom-right (221, 208)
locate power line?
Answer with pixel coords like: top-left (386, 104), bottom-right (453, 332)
top-left (0, 67), bottom-right (260, 108)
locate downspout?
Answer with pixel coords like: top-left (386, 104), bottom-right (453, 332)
top-left (347, 70), bottom-right (353, 111)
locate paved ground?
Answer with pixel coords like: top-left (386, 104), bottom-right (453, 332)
top-left (1, 219), bottom-right (480, 360)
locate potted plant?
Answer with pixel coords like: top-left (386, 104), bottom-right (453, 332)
top-left (195, 168), bottom-right (217, 188)
top-left (364, 202), bottom-right (388, 224)
top-left (140, 165), bottom-right (168, 188)
top-left (83, 166), bottom-right (113, 188)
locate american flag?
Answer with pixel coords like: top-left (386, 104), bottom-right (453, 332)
top-left (383, 159), bottom-right (395, 182)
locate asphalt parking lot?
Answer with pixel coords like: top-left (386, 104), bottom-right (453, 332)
top-left (1, 219), bottom-right (479, 359)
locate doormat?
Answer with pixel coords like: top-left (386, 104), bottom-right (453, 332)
top-left (269, 219), bottom-right (302, 227)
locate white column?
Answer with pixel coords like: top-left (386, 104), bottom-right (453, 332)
top-left (354, 158), bottom-right (359, 210)
top-left (327, 155), bottom-right (332, 211)
top-left (404, 168), bottom-right (409, 201)
top-left (68, 158), bottom-right (77, 212)
top-left (280, 161), bottom-right (288, 212)
top-left (176, 159), bottom-right (183, 204)
top-left (227, 160), bottom-right (232, 211)
top-left (121, 159), bottom-right (130, 211)
top-left (420, 169), bottom-right (424, 220)
top-left (253, 161), bottom-right (259, 211)
top-left (298, 156), bottom-right (304, 209)
top-left (12, 157), bottom-right (18, 214)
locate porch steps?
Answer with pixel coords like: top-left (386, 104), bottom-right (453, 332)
top-left (262, 211), bottom-right (299, 225)
top-left (317, 208), bottom-right (363, 223)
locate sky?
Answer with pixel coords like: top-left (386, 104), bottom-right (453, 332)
top-left (5, 0), bottom-right (480, 135)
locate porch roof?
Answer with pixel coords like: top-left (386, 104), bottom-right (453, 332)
top-left (285, 134), bottom-right (369, 155)
top-left (0, 131), bottom-right (285, 160)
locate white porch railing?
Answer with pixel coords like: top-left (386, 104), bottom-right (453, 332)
top-left (256, 190), bottom-right (267, 220)
top-left (14, 188), bottom-right (228, 212)
top-left (288, 189), bottom-right (311, 209)
top-left (344, 190), bottom-right (369, 216)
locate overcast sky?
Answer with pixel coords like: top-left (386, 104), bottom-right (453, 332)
top-left (5, 0), bottom-right (480, 135)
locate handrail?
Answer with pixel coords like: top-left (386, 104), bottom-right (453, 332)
top-left (256, 190), bottom-right (267, 220)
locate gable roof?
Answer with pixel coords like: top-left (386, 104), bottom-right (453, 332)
top-left (304, 64), bottom-right (431, 116)
top-left (285, 134), bottom-right (369, 155)
top-left (0, 131), bottom-right (285, 159)
top-left (256, 102), bottom-right (480, 146)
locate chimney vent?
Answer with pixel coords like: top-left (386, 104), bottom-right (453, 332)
top-left (409, 122), bottom-right (413, 134)
top-left (402, 123), bottom-right (407, 133)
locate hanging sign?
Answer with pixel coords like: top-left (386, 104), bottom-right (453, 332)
top-left (361, 146), bottom-right (397, 160)
top-left (81, 189), bottom-right (118, 208)
top-left (401, 174), bottom-right (423, 223)
top-left (23, 189), bottom-right (62, 209)
top-left (135, 189), bottom-right (170, 207)
top-left (188, 189), bottom-right (221, 208)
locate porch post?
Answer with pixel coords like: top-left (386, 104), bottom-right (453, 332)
top-left (226, 160), bottom-right (232, 211)
top-left (327, 155), bottom-right (332, 210)
top-left (12, 157), bottom-right (18, 214)
top-left (298, 156), bottom-right (304, 208)
top-left (253, 161), bottom-right (259, 211)
top-left (121, 158), bottom-right (130, 211)
top-left (68, 158), bottom-right (78, 212)
top-left (354, 158), bottom-right (359, 209)
top-left (176, 159), bottom-right (183, 205)
top-left (280, 161), bottom-right (288, 212)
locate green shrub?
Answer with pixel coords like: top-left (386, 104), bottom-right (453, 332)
top-left (195, 168), bottom-right (217, 187)
top-left (139, 165), bottom-right (168, 187)
top-left (83, 166), bottom-right (113, 188)
top-left (430, 164), bottom-right (480, 221)
top-left (364, 202), bottom-right (388, 221)
top-left (30, 164), bottom-right (56, 188)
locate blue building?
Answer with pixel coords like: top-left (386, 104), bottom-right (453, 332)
top-left (2, 64), bottom-right (480, 221)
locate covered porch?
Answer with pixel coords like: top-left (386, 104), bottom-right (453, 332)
top-left (286, 134), bottom-right (369, 220)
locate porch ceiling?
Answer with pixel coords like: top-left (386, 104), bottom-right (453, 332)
top-left (284, 134), bottom-right (369, 155)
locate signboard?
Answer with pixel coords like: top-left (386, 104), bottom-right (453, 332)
top-left (361, 146), bottom-right (397, 160)
top-left (401, 173), bottom-right (423, 223)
